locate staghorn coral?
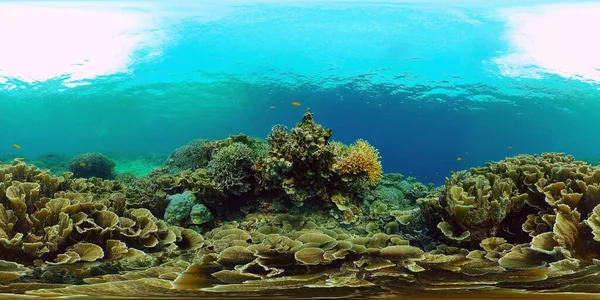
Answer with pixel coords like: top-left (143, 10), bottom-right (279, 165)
top-left (68, 152), bottom-right (116, 180)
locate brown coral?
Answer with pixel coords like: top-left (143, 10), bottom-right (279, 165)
top-left (0, 159), bottom-right (204, 266)
top-left (333, 139), bottom-right (383, 186)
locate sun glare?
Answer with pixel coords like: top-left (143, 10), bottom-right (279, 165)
top-left (495, 3), bottom-right (600, 84)
top-left (0, 2), bottom-right (156, 85)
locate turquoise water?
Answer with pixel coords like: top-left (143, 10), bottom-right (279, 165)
top-left (1, 0), bottom-right (600, 182)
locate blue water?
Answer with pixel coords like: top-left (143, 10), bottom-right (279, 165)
top-left (1, 0), bottom-right (600, 184)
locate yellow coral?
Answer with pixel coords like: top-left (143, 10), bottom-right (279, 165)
top-left (334, 139), bottom-right (383, 186)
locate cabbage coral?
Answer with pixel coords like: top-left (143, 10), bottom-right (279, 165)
top-left (334, 139), bottom-right (383, 186)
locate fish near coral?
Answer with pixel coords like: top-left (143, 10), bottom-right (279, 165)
top-left (292, 101), bottom-right (301, 107)
top-left (456, 157), bottom-right (462, 161)
top-left (79, 162), bottom-right (87, 167)
top-left (12, 144), bottom-right (20, 149)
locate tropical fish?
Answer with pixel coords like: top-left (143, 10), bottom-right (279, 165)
top-left (450, 170), bottom-right (455, 174)
top-left (12, 144), bottom-right (20, 149)
top-left (508, 146), bottom-right (512, 150)
top-left (269, 106), bottom-right (276, 110)
top-left (291, 101), bottom-right (301, 107)
top-left (456, 157), bottom-right (462, 161)
top-left (47, 154), bottom-right (55, 157)
top-left (79, 162), bottom-right (87, 167)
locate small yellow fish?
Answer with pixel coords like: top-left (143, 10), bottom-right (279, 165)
top-left (291, 101), bottom-right (301, 107)
top-left (269, 106), bottom-right (276, 110)
top-left (12, 144), bottom-right (20, 149)
top-left (450, 170), bottom-right (455, 174)
top-left (508, 146), bottom-right (512, 150)
top-left (79, 162), bottom-right (87, 167)
top-left (456, 157), bottom-right (462, 161)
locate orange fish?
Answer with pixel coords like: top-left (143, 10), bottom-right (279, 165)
top-left (12, 144), bottom-right (20, 149)
top-left (269, 106), bottom-right (276, 110)
top-left (291, 101), bottom-right (301, 107)
top-left (79, 162), bottom-right (87, 167)
top-left (456, 157), bottom-right (462, 161)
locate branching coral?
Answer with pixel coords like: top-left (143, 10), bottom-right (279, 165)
top-left (207, 142), bottom-right (257, 196)
top-left (163, 134), bottom-right (267, 176)
top-left (333, 139), bottom-right (383, 186)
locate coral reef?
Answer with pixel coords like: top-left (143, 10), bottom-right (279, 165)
top-left (68, 152), bottom-right (116, 179)
top-left (5, 112), bottom-right (600, 298)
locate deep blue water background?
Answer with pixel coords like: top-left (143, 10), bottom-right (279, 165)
top-left (1, 0), bottom-right (600, 184)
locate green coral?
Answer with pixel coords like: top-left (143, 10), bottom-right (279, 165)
top-left (190, 203), bottom-right (212, 225)
top-left (163, 139), bottom-right (213, 174)
top-left (163, 134), bottom-right (267, 177)
top-left (68, 152), bottom-right (116, 179)
top-left (164, 191), bottom-right (196, 225)
top-left (372, 173), bottom-right (437, 210)
top-left (163, 191), bottom-right (213, 226)
top-left (207, 142), bottom-right (257, 196)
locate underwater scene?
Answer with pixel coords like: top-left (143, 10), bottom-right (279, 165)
top-left (1, 0), bottom-right (600, 299)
